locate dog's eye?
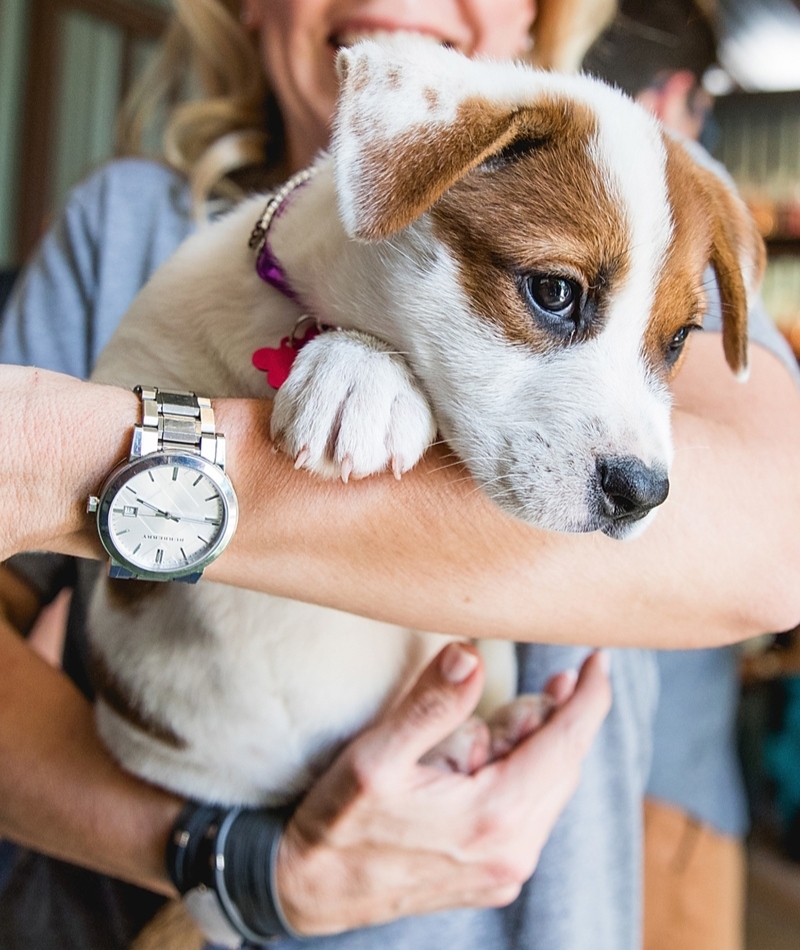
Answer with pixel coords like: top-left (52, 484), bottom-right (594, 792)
top-left (532, 277), bottom-right (576, 313)
top-left (521, 274), bottom-right (582, 335)
top-left (665, 325), bottom-right (698, 368)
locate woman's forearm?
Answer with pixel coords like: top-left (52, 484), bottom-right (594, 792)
top-left (5, 335), bottom-right (800, 649)
top-left (0, 615), bottom-right (180, 892)
top-left (214, 335), bottom-right (800, 647)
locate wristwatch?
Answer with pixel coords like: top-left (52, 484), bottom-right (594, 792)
top-left (87, 387), bottom-right (238, 583)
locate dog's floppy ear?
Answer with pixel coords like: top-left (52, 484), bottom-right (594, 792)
top-left (696, 162), bottom-right (765, 381)
top-left (333, 40), bottom-right (567, 242)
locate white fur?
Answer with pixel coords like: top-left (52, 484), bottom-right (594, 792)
top-left (89, 40), bottom-right (744, 811)
top-left (271, 329), bottom-right (436, 479)
top-left (91, 580), bottom-right (452, 804)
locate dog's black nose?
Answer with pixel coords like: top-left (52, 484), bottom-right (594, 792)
top-left (597, 456), bottom-right (669, 523)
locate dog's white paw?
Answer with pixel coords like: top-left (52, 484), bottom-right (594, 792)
top-left (271, 330), bottom-right (437, 481)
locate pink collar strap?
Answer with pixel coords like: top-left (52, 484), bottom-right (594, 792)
top-left (249, 166), bottom-right (316, 304)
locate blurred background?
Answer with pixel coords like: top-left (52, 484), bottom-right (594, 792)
top-left (0, 0), bottom-right (171, 271)
top-left (2, 1), bottom-right (800, 947)
top-left (2, 0), bottom-right (800, 345)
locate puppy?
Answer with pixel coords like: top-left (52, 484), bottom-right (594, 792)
top-left (91, 39), bottom-right (762, 821)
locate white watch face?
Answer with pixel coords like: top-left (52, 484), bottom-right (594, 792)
top-left (100, 455), bottom-right (236, 576)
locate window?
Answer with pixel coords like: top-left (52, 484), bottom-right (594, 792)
top-left (3, 0), bottom-right (169, 265)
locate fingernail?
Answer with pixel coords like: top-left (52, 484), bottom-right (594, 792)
top-left (597, 650), bottom-right (611, 675)
top-left (561, 669), bottom-right (579, 689)
top-left (440, 643), bottom-right (479, 684)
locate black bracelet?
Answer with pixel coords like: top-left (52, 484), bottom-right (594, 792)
top-left (167, 801), bottom-right (301, 945)
top-left (167, 802), bottom-right (225, 893)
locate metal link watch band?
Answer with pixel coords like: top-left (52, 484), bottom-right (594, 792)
top-left (131, 387), bottom-right (227, 471)
top-left (88, 386), bottom-right (236, 584)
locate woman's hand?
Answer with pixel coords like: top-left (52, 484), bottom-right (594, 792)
top-left (276, 644), bottom-right (611, 935)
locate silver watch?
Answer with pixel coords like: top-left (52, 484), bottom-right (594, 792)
top-left (87, 387), bottom-right (238, 583)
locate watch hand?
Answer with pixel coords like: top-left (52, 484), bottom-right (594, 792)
top-left (135, 498), bottom-right (179, 521)
top-left (168, 515), bottom-right (222, 526)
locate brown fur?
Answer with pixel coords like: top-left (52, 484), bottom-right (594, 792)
top-left (355, 95), bottom-right (611, 242)
top-left (90, 644), bottom-right (187, 749)
top-left (651, 137), bottom-right (763, 379)
top-left (643, 140), bottom-right (712, 379)
top-left (349, 72), bottom-right (760, 375)
top-left (344, 56), bottom-right (370, 93)
top-left (131, 900), bottom-right (204, 950)
top-left (386, 66), bottom-right (402, 89)
top-left (429, 97), bottom-right (629, 351)
top-left (701, 169), bottom-right (765, 377)
top-left (105, 576), bottom-right (166, 611)
top-left (423, 86), bottom-right (441, 110)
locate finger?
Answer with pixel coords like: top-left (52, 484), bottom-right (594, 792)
top-left (538, 650), bottom-right (612, 757)
top-left (358, 642), bottom-right (485, 770)
top-left (500, 650), bottom-right (612, 779)
top-left (543, 668), bottom-right (579, 707)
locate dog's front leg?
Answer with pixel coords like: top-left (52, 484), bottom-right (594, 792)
top-left (271, 329), bottom-right (436, 481)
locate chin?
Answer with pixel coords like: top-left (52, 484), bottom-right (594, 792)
top-left (599, 509), bottom-right (659, 541)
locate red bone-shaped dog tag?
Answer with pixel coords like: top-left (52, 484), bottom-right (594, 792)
top-left (252, 325), bottom-right (321, 390)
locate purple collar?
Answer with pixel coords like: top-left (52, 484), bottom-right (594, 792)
top-left (249, 166), bottom-right (316, 304)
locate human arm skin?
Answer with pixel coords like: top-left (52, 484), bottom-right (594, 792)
top-left (0, 564), bottom-right (182, 894)
top-left (4, 333), bottom-right (800, 647)
top-left (276, 647), bottom-right (611, 934)
top-left (0, 560), bottom-right (611, 922)
top-left (217, 334), bottom-right (800, 647)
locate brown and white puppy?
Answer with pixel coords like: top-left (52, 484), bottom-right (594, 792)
top-left (90, 40), bottom-right (763, 816)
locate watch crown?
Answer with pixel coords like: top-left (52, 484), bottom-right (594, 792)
top-left (86, 496), bottom-right (99, 514)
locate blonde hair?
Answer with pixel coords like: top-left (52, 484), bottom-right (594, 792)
top-left (118, 0), bottom-right (617, 212)
top-left (117, 0), bottom-right (273, 212)
top-left (532, 0), bottom-right (617, 72)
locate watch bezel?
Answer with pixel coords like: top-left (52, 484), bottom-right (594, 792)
top-left (96, 452), bottom-right (238, 581)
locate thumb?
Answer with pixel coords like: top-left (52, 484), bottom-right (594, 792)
top-left (359, 642), bottom-right (485, 770)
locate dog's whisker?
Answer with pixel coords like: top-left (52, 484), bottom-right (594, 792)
top-left (433, 455), bottom-right (510, 473)
top-left (440, 467), bottom-right (514, 487)
top-left (428, 455), bottom-right (467, 470)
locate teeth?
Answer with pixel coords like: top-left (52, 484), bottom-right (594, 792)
top-left (333, 29), bottom-right (446, 49)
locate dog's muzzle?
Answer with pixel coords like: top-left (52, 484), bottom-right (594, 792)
top-left (595, 456), bottom-right (669, 538)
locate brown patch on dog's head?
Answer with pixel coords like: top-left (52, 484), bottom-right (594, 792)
top-left (334, 39), bottom-right (635, 261)
top-left (643, 141), bottom-right (712, 380)
top-left (337, 50), bottom-right (369, 92)
top-left (346, 95), bottom-right (598, 242)
top-left (646, 137), bottom-right (764, 381)
top-left (355, 99), bottom-right (576, 241)
top-left (429, 96), bottom-right (630, 351)
top-left (702, 162), bottom-right (765, 379)
top-left (386, 66), bottom-right (402, 89)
